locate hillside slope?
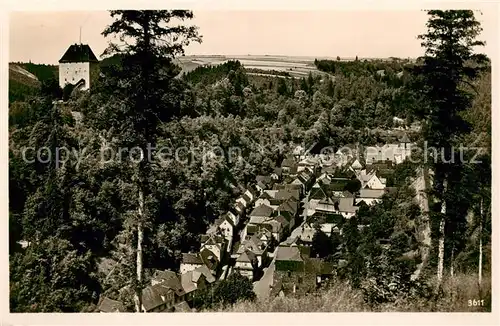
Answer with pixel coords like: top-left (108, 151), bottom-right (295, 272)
top-left (9, 64), bottom-right (41, 104)
top-left (213, 273), bottom-right (491, 312)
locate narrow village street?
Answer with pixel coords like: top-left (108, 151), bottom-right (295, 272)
top-left (288, 192), bottom-right (310, 241)
top-left (253, 186), bottom-right (312, 299)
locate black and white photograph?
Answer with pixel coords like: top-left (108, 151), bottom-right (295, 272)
top-left (5, 2), bottom-right (497, 321)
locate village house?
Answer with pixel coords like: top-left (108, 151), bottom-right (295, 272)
top-left (272, 245), bottom-right (336, 297)
top-left (355, 189), bottom-right (387, 206)
top-left (366, 160), bottom-right (394, 173)
top-left (316, 172), bottom-right (332, 184)
top-left (254, 190), bottom-right (279, 209)
top-left (213, 213), bottom-right (235, 241)
top-left (290, 172), bottom-right (314, 194)
top-left (256, 228), bottom-right (273, 247)
top-left (200, 233), bottom-right (226, 261)
top-left (348, 157), bottom-right (365, 171)
top-left (226, 208), bottom-right (240, 227)
top-left (140, 283), bottom-right (177, 312)
top-left (199, 247), bottom-right (220, 275)
top-left (310, 196), bottom-right (358, 219)
top-left (337, 197), bottom-right (359, 219)
top-left (256, 175), bottom-right (274, 193)
top-left (328, 178), bottom-right (353, 197)
top-left (235, 233), bottom-right (269, 267)
top-left (309, 184), bottom-right (329, 201)
top-left (173, 301), bottom-right (192, 312)
top-left (281, 156), bottom-right (297, 174)
top-left (271, 167), bottom-right (283, 181)
top-left (357, 170), bottom-right (386, 190)
top-left (287, 164), bottom-right (299, 178)
top-left (234, 249), bottom-right (258, 280)
top-left (242, 203), bottom-right (274, 239)
top-left (235, 186), bottom-right (257, 209)
top-left (248, 204), bottom-right (274, 222)
top-left (180, 253), bottom-right (206, 274)
top-left (273, 245), bottom-right (308, 296)
top-left (244, 187), bottom-right (258, 202)
top-left (97, 296), bottom-right (126, 313)
top-left (180, 265), bottom-right (216, 304)
top-left (271, 188), bottom-right (300, 205)
top-left (308, 212), bottom-right (343, 236)
top-left (234, 201), bottom-right (246, 216)
top-left (275, 245), bottom-right (304, 273)
top-left (275, 201), bottom-right (298, 229)
top-left (235, 193), bottom-right (252, 212)
top-left (255, 188), bottom-right (300, 209)
top-left (399, 133), bottom-right (411, 147)
top-left (312, 174), bottom-right (351, 194)
top-left (334, 144), bottom-right (359, 167)
top-left (274, 215), bottom-right (291, 235)
top-left (273, 183), bottom-right (302, 196)
top-left (364, 135), bottom-right (411, 166)
top-left (261, 219), bottom-right (284, 242)
top-left (297, 157), bottom-right (319, 174)
top-left (293, 145), bottom-right (305, 159)
top-left (298, 223), bottom-right (316, 245)
top-left (245, 216), bottom-right (284, 243)
top-left (151, 270), bottom-right (186, 303)
top-left (314, 197), bottom-right (337, 214)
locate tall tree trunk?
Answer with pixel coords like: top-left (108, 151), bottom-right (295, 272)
top-left (478, 197), bottom-right (483, 286)
top-left (412, 167), bottom-right (432, 281)
top-left (450, 246), bottom-right (454, 277)
top-left (437, 179), bottom-right (447, 288)
top-left (134, 188), bottom-right (144, 312)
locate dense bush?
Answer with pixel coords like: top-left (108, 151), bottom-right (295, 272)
top-left (193, 272), bottom-right (256, 310)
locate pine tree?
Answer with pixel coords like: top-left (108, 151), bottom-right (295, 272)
top-left (415, 10), bottom-right (487, 289)
top-left (307, 72), bottom-right (314, 95)
top-left (98, 10), bottom-right (201, 312)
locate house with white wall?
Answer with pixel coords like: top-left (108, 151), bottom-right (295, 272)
top-left (234, 250), bottom-right (257, 280)
top-left (180, 253), bottom-right (205, 274)
top-left (215, 214), bottom-right (235, 241)
top-left (355, 189), bottom-right (386, 206)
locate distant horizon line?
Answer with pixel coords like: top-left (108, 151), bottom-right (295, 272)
top-left (10, 53), bottom-right (419, 66)
top-left (181, 54), bottom-right (419, 60)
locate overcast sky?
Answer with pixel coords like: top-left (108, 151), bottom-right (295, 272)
top-left (9, 10), bottom-right (497, 64)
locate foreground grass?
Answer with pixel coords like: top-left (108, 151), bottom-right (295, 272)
top-left (211, 273), bottom-right (491, 312)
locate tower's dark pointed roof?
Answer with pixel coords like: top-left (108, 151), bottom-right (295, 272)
top-left (59, 44), bottom-right (98, 63)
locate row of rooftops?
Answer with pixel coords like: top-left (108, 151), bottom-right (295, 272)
top-left (98, 263), bottom-right (216, 312)
top-left (231, 156), bottom-right (316, 270)
top-left (100, 139), bottom-right (409, 311)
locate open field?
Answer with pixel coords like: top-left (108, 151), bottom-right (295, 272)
top-left (176, 55), bottom-right (330, 78)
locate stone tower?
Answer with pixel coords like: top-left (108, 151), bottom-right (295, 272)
top-left (58, 43), bottom-right (98, 90)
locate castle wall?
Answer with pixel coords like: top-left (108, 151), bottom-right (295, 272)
top-left (59, 62), bottom-right (91, 90)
